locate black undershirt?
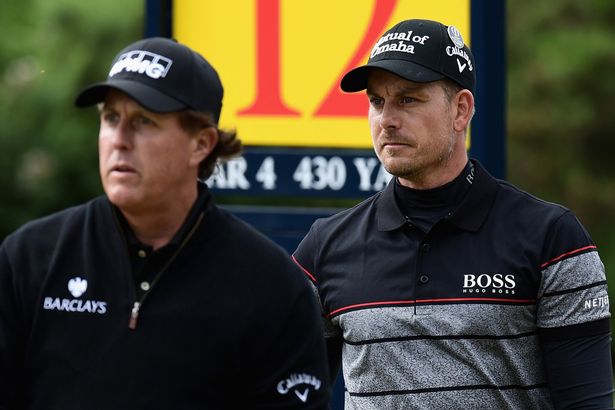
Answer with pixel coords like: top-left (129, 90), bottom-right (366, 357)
top-left (115, 183), bottom-right (208, 298)
top-left (394, 161), bottom-right (474, 232)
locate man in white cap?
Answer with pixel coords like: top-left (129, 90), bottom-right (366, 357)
top-left (0, 37), bottom-right (330, 409)
top-left (293, 19), bottom-right (612, 409)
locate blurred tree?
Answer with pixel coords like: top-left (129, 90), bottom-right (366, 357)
top-left (0, 0), bottom-right (142, 239)
top-left (507, 0), bottom-right (615, 296)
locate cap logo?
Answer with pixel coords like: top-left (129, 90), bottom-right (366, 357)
top-left (370, 30), bottom-right (430, 59)
top-left (446, 46), bottom-right (473, 73)
top-left (108, 50), bottom-right (173, 80)
top-left (447, 26), bottom-right (465, 48)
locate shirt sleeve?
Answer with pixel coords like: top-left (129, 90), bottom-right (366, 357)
top-left (247, 258), bottom-right (331, 409)
top-left (293, 223), bottom-right (342, 340)
top-left (537, 211), bottom-right (610, 332)
top-left (536, 211), bottom-right (613, 407)
top-left (540, 331), bottom-right (614, 409)
top-left (0, 244), bottom-right (24, 410)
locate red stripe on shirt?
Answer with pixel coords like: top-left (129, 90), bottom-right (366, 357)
top-left (326, 298), bottom-right (536, 317)
top-left (539, 245), bottom-right (597, 269)
top-left (326, 297), bottom-right (535, 317)
top-left (291, 255), bottom-right (317, 283)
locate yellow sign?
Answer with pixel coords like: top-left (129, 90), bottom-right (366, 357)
top-left (173, 0), bottom-right (470, 148)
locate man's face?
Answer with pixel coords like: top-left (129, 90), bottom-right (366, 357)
top-left (98, 90), bottom-right (204, 214)
top-left (367, 69), bottom-right (462, 188)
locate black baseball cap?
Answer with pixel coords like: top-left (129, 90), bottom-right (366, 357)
top-left (341, 19), bottom-right (476, 94)
top-left (75, 37), bottom-right (224, 122)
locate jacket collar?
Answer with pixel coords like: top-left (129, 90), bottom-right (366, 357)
top-left (111, 182), bottom-right (213, 249)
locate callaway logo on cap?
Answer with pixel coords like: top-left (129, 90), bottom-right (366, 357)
top-left (75, 37), bottom-right (224, 122)
top-left (341, 19), bottom-right (476, 94)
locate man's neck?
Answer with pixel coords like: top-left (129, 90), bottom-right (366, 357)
top-left (398, 153), bottom-right (469, 190)
top-left (120, 192), bottom-right (197, 250)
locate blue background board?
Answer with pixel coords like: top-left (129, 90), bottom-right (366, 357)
top-left (145, 1), bottom-right (505, 407)
top-left (221, 204), bottom-right (342, 252)
top-left (469, 0), bottom-right (507, 180)
top-left (206, 147), bottom-right (392, 198)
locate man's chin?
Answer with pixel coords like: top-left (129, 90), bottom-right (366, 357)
top-left (382, 159), bottom-right (416, 178)
top-left (105, 189), bottom-right (142, 212)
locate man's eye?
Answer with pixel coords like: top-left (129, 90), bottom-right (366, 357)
top-left (102, 112), bottom-right (118, 124)
top-left (136, 116), bottom-right (154, 126)
top-left (369, 97), bottom-right (383, 106)
top-left (402, 97), bottom-right (415, 104)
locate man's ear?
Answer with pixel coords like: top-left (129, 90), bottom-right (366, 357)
top-left (453, 89), bottom-right (474, 132)
top-left (190, 126), bottom-right (218, 167)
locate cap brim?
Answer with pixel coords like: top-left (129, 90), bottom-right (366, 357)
top-left (74, 79), bottom-right (187, 113)
top-left (340, 59), bottom-right (445, 92)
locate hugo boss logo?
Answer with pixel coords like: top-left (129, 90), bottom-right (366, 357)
top-left (462, 273), bottom-right (516, 295)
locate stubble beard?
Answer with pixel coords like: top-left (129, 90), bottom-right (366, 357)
top-left (381, 130), bottom-right (457, 182)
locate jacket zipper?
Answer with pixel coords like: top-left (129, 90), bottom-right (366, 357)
top-left (120, 211), bottom-right (205, 330)
top-left (128, 302), bottom-right (141, 330)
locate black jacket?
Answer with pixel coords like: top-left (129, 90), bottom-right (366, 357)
top-left (0, 188), bottom-right (330, 409)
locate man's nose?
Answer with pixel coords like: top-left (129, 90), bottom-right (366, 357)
top-left (379, 103), bottom-right (401, 129)
top-left (108, 120), bottom-right (133, 149)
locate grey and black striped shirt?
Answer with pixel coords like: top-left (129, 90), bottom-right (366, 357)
top-left (294, 160), bottom-right (611, 409)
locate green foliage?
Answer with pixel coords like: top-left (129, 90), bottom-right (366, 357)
top-left (507, 0), bottom-right (615, 344)
top-left (0, 0), bottom-right (143, 239)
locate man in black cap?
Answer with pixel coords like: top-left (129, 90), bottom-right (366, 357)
top-left (0, 37), bottom-right (330, 409)
top-left (293, 19), bottom-right (613, 409)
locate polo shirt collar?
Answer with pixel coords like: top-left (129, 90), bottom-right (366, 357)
top-left (376, 179), bottom-right (407, 231)
top-left (376, 159), bottom-right (499, 232)
top-left (447, 160), bottom-right (499, 232)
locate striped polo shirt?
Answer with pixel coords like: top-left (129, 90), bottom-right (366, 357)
top-left (293, 160), bottom-right (610, 409)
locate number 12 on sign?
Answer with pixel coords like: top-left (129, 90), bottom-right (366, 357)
top-left (238, 0), bottom-right (398, 117)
